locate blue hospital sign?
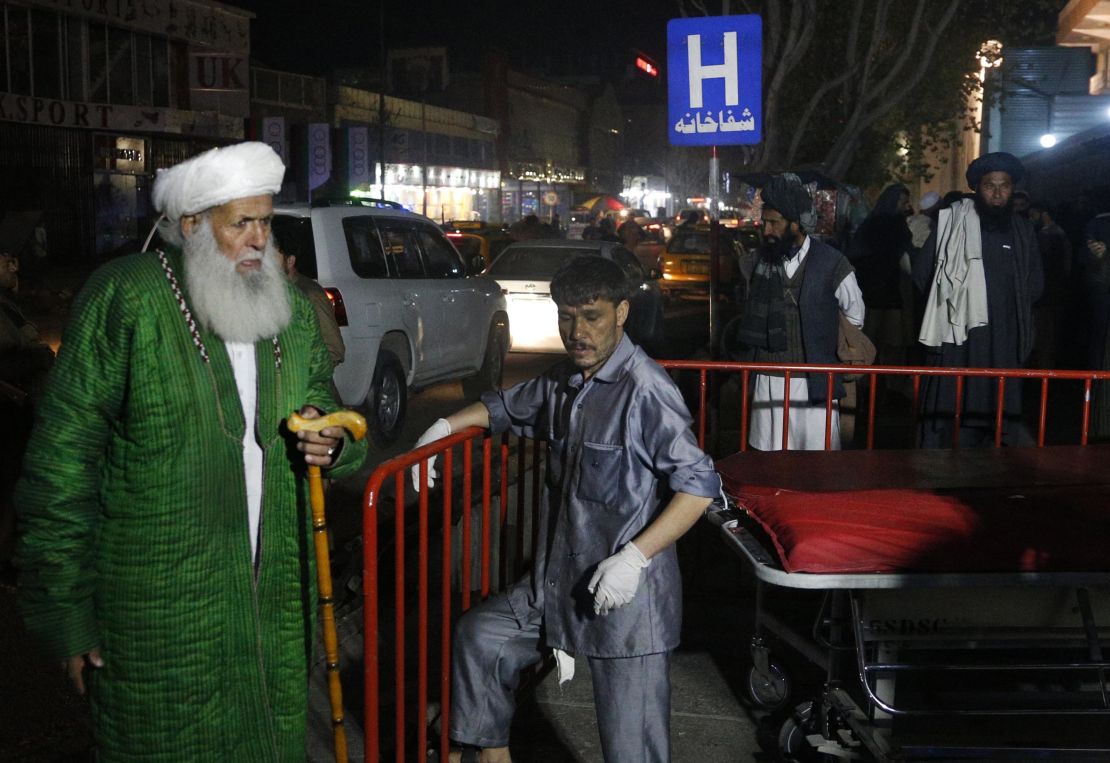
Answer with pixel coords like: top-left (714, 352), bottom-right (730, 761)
top-left (667, 15), bottom-right (762, 146)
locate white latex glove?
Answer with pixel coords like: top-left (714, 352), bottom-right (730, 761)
top-left (587, 541), bottom-right (650, 615)
top-left (410, 418), bottom-right (451, 492)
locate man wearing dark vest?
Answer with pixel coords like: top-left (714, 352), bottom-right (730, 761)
top-left (728, 173), bottom-right (864, 450)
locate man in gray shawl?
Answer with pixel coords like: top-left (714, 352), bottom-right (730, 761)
top-left (726, 173), bottom-right (864, 450)
top-left (911, 151), bottom-right (1044, 447)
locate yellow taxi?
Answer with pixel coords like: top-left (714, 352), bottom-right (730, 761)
top-left (444, 221), bottom-right (513, 271)
top-left (657, 223), bottom-right (740, 297)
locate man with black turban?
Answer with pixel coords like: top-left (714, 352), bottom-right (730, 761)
top-left (911, 151), bottom-right (1043, 447)
top-left (726, 173), bottom-right (864, 450)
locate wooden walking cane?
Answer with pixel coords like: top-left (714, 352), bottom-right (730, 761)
top-left (288, 409), bottom-right (367, 763)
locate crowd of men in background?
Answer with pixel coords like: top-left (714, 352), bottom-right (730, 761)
top-left (843, 151), bottom-right (1110, 445)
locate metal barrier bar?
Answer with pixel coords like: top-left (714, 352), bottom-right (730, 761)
top-left (1038, 379), bottom-right (1049, 447)
top-left (782, 370), bottom-right (792, 452)
top-left (439, 448), bottom-right (453, 761)
top-left (698, 368), bottom-right (708, 449)
top-left (740, 369), bottom-right (750, 452)
top-left (481, 436), bottom-right (491, 597)
top-left (952, 375), bottom-right (964, 449)
top-left (824, 373), bottom-right (834, 451)
top-left (1083, 378), bottom-right (1093, 445)
top-left (867, 372), bottom-right (878, 450)
top-left (394, 469), bottom-right (407, 763)
top-left (993, 377), bottom-right (1006, 448)
top-left (462, 441), bottom-right (472, 610)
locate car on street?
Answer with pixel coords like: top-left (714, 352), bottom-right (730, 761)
top-left (657, 223), bottom-right (742, 299)
top-left (484, 239), bottom-right (665, 355)
top-left (272, 201), bottom-right (509, 446)
top-left (444, 222), bottom-right (514, 274)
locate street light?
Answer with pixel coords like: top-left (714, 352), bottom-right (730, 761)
top-left (1040, 134), bottom-right (1057, 148)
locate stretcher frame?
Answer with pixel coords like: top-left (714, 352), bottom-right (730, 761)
top-left (708, 504), bottom-right (1110, 761)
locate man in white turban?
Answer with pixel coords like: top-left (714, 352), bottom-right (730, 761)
top-left (15, 142), bottom-right (367, 761)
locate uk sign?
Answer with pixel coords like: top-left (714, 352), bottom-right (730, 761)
top-left (667, 15), bottom-right (762, 146)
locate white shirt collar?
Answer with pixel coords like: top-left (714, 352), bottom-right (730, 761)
top-left (785, 235), bottom-right (811, 263)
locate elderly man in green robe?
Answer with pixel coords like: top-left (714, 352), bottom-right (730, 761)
top-left (15, 141), bottom-right (368, 761)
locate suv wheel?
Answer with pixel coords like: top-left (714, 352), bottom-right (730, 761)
top-left (367, 350), bottom-right (407, 447)
top-left (462, 321), bottom-right (507, 401)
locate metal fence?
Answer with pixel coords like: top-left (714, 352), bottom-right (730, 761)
top-left (358, 361), bottom-right (1110, 761)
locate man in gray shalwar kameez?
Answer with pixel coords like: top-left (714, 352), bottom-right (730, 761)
top-left (412, 256), bottom-right (720, 762)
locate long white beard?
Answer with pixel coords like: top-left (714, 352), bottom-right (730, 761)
top-left (182, 219), bottom-right (292, 343)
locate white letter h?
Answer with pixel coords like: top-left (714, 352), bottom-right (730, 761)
top-left (687, 32), bottom-right (739, 108)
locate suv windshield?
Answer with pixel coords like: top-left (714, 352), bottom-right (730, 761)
top-left (487, 247), bottom-right (597, 279)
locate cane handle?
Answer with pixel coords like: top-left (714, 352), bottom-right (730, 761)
top-left (288, 409), bottom-right (368, 442)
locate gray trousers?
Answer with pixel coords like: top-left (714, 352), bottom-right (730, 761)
top-left (449, 592), bottom-right (672, 762)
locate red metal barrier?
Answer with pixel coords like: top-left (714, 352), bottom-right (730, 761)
top-left (359, 361), bottom-right (1110, 761)
top-left (362, 428), bottom-right (544, 762)
top-left (658, 360), bottom-right (1110, 452)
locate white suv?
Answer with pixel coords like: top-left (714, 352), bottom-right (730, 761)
top-left (272, 201), bottom-right (509, 446)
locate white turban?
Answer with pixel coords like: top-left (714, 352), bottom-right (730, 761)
top-left (152, 141), bottom-right (285, 222)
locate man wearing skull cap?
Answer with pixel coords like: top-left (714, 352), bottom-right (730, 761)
top-left (15, 142), bottom-right (367, 760)
top-left (725, 173), bottom-right (865, 450)
top-left (911, 151), bottom-right (1043, 447)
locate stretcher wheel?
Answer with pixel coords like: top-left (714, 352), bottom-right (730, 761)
top-left (778, 700), bottom-right (819, 761)
top-left (747, 659), bottom-right (791, 711)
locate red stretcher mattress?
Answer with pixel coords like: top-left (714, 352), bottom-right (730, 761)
top-left (715, 446), bottom-right (1110, 575)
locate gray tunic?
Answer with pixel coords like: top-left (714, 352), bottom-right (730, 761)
top-left (480, 334), bottom-right (720, 657)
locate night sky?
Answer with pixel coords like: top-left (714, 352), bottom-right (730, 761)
top-left (227, 0), bottom-right (671, 79)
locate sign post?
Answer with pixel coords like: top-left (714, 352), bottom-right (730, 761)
top-left (667, 14), bottom-right (762, 357)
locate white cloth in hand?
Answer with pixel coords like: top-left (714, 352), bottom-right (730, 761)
top-left (587, 541), bottom-right (650, 615)
top-left (410, 418), bottom-right (451, 492)
top-left (553, 648), bottom-right (575, 685)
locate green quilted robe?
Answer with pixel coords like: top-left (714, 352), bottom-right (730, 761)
top-left (15, 248), bottom-right (368, 761)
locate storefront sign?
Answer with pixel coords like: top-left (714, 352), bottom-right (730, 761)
top-left (0, 91), bottom-right (242, 138)
top-left (21, 0), bottom-right (250, 53)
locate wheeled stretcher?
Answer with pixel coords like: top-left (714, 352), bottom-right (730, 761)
top-left (710, 445), bottom-right (1110, 761)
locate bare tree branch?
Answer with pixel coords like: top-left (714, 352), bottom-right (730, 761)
top-left (853, 0), bottom-right (962, 136)
top-left (763, 0), bottom-right (783, 73)
top-left (842, 0), bottom-right (865, 118)
top-left (855, 0), bottom-right (892, 105)
top-left (867, 0), bottom-right (928, 106)
top-left (785, 66), bottom-right (859, 167)
top-left (761, 0), bottom-right (818, 168)
top-left (824, 0), bottom-right (961, 176)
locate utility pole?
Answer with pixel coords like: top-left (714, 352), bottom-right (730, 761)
top-left (708, 145), bottom-right (720, 357)
top-left (377, 2), bottom-right (387, 199)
